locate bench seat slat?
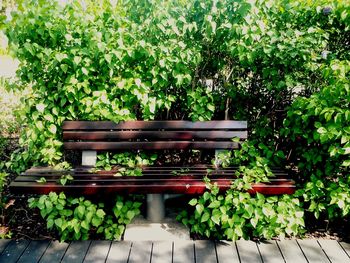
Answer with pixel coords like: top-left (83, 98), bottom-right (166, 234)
top-left (63, 121), bottom-right (248, 131)
top-left (63, 131), bottom-right (248, 140)
top-left (22, 171), bottom-right (288, 177)
top-left (15, 175), bottom-right (294, 183)
top-left (64, 141), bottom-right (240, 150)
top-left (10, 181), bottom-right (295, 195)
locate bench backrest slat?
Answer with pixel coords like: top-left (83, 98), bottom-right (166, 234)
top-left (63, 120), bottom-right (247, 151)
top-left (63, 131), bottom-right (248, 140)
top-left (64, 141), bottom-right (240, 150)
top-left (63, 120), bottom-right (247, 130)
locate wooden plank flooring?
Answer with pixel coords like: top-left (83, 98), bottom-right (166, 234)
top-left (277, 239), bottom-right (307, 263)
top-left (1, 239), bottom-right (350, 263)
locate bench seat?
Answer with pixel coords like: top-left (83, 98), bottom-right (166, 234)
top-left (10, 166), bottom-right (295, 195)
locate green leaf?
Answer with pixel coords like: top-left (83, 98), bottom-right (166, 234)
top-left (36, 103), bottom-right (46, 113)
top-left (203, 192), bottom-right (210, 201)
top-left (82, 67), bottom-right (89, 75)
top-left (250, 217), bottom-right (258, 228)
top-left (211, 214), bottom-right (220, 225)
top-left (317, 127), bottom-right (327, 134)
top-left (74, 56), bottom-right (82, 65)
top-left (55, 218), bottom-right (63, 229)
top-left (47, 219), bottom-right (54, 229)
top-left (201, 212), bottom-right (210, 223)
top-left (126, 210), bottom-right (135, 220)
top-left (48, 124), bottom-right (57, 134)
top-left (196, 204), bottom-right (204, 215)
top-left (36, 177), bottom-right (47, 184)
top-left (189, 198), bottom-right (197, 206)
top-left (77, 205), bottom-right (86, 218)
top-left (208, 200), bottom-right (220, 209)
top-left (55, 53), bottom-right (67, 62)
top-left (81, 220), bottom-right (89, 230)
top-left (92, 217), bottom-right (102, 227)
top-left (96, 209), bottom-right (106, 218)
top-left (65, 34), bottom-right (73, 41)
top-left (60, 64), bottom-right (68, 73)
top-left (342, 160), bottom-right (350, 167)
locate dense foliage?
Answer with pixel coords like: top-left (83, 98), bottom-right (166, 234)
top-left (4, 0), bottom-right (350, 240)
top-left (28, 193), bottom-right (141, 241)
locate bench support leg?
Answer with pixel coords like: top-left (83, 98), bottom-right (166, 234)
top-left (147, 194), bottom-right (165, 222)
top-left (82, 151), bottom-right (97, 166)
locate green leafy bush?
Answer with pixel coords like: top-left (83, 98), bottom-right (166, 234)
top-left (178, 142), bottom-right (305, 240)
top-left (28, 192), bottom-right (141, 241)
top-left (178, 190), bottom-right (304, 240)
top-left (5, 0), bottom-right (329, 169)
top-left (283, 60), bottom-right (350, 220)
top-left (5, 0), bottom-right (350, 239)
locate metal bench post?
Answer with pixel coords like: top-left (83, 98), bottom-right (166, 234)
top-left (147, 194), bottom-right (165, 222)
top-left (82, 151), bottom-right (97, 166)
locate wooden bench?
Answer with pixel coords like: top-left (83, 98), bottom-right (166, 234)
top-left (10, 120), bottom-right (295, 221)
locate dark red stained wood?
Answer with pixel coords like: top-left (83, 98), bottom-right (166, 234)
top-left (15, 175), bottom-right (294, 184)
top-left (62, 121), bottom-right (248, 131)
top-left (64, 141), bottom-right (240, 150)
top-left (10, 181), bottom-right (295, 195)
top-left (63, 131), bottom-right (248, 140)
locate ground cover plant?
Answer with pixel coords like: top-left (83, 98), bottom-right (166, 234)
top-left (1, 0), bottom-right (349, 240)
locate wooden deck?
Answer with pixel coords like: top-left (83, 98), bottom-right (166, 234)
top-left (1, 239), bottom-right (350, 263)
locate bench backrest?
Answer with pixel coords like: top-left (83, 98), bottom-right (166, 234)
top-left (62, 120), bottom-right (248, 151)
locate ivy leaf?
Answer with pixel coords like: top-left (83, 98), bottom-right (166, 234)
top-left (77, 205), bottom-right (85, 218)
top-left (81, 67), bottom-right (89, 75)
top-left (201, 212), bottom-right (210, 223)
top-left (189, 198), bottom-right (197, 206)
top-left (195, 204), bottom-right (204, 215)
top-left (317, 127), bottom-right (327, 134)
top-left (36, 103), bottom-right (46, 113)
top-left (81, 220), bottom-right (89, 230)
top-left (211, 214), bottom-right (220, 225)
top-left (54, 218), bottom-right (63, 229)
top-left (74, 56), bottom-right (82, 65)
top-left (48, 124), bottom-right (57, 134)
top-left (55, 53), bottom-right (67, 62)
top-left (207, 104), bottom-right (215, 112)
top-left (60, 64), bottom-right (68, 73)
top-left (96, 209), bottom-right (106, 218)
top-left (208, 200), bottom-right (220, 209)
top-left (47, 219), bottom-right (54, 229)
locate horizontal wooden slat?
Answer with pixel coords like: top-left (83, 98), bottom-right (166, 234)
top-left (64, 141), bottom-right (240, 150)
top-left (25, 166), bottom-right (287, 174)
top-left (63, 131), bottom-right (248, 140)
top-left (22, 171), bottom-right (288, 177)
top-left (11, 165), bottom-right (295, 196)
top-left (10, 181), bottom-right (295, 195)
top-left (62, 121), bottom-right (248, 131)
top-left (15, 176), bottom-right (293, 184)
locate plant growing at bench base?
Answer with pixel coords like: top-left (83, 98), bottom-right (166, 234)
top-left (28, 192), bottom-right (141, 241)
top-left (0, 171), bottom-right (13, 239)
top-left (179, 141), bottom-right (304, 240)
top-left (178, 188), bottom-right (305, 240)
